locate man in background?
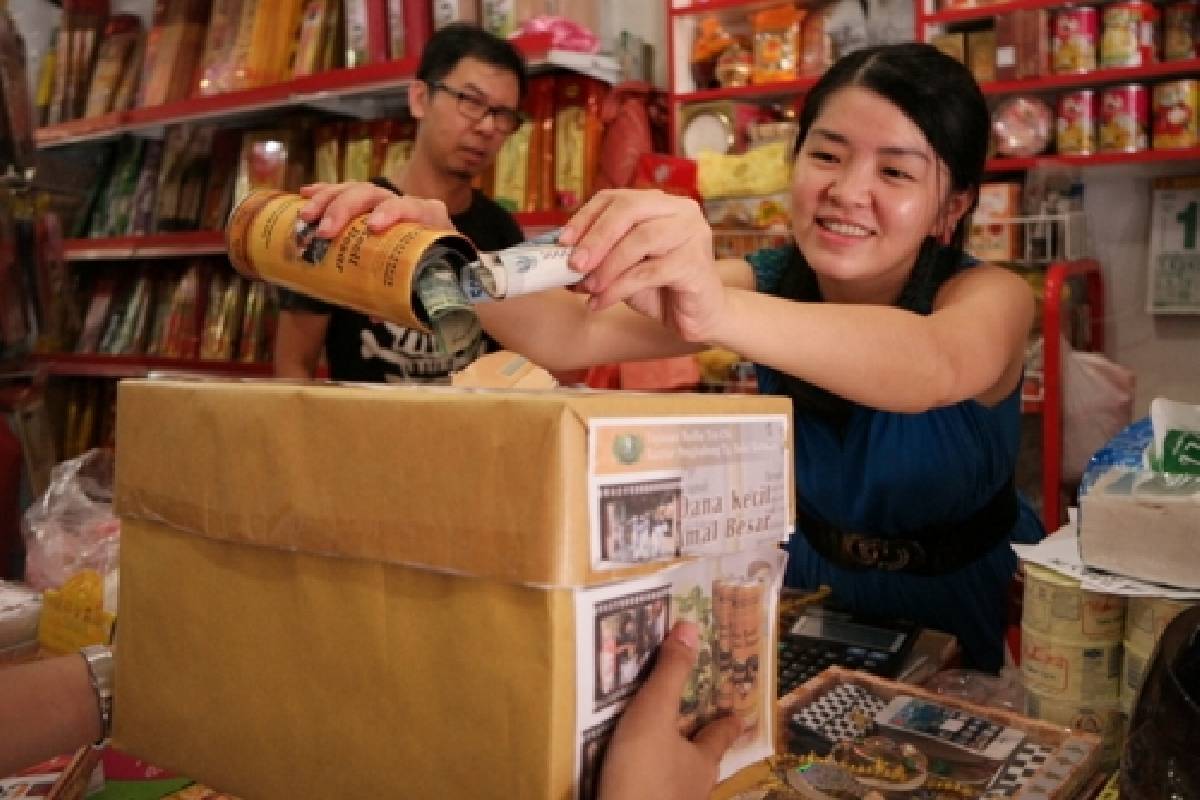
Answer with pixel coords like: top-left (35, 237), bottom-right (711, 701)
top-left (274, 23), bottom-right (527, 382)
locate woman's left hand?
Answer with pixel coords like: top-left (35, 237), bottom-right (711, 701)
top-left (559, 190), bottom-right (727, 343)
top-left (598, 621), bottom-right (742, 800)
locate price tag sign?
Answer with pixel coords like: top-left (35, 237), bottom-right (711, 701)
top-left (1147, 175), bottom-right (1200, 314)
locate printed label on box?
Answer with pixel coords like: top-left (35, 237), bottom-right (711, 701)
top-left (572, 545), bottom-right (786, 799)
top-left (588, 415), bottom-right (791, 569)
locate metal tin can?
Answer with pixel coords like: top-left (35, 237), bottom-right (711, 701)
top-left (1154, 79), bottom-right (1200, 149)
top-left (1053, 7), bottom-right (1099, 74)
top-left (1057, 89), bottom-right (1098, 154)
top-left (1101, 1), bottom-right (1160, 67)
top-left (1099, 84), bottom-right (1150, 152)
top-left (1164, 1), bottom-right (1199, 61)
top-left (225, 190), bottom-right (477, 333)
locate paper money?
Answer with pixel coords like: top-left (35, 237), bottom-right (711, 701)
top-left (415, 255), bottom-right (479, 356)
top-left (463, 242), bottom-right (581, 303)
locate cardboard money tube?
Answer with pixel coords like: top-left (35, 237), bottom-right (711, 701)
top-left (226, 190), bottom-right (478, 332)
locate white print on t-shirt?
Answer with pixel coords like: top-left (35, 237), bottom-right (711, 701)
top-left (359, 322), bottom-right (482, 382)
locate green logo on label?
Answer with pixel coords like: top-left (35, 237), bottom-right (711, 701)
top-left (613, 434), bottom-right (644, 465)
top-left (1164, 430), bottom-right (1200, 475)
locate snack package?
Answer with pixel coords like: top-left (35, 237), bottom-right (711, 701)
top-left (691, 16), bottom-right (734, 90)
top-left (752, 5), bottom-right (804, 85)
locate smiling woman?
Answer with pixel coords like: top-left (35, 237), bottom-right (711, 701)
top-left (469, 43), bottom-right (1042, 672)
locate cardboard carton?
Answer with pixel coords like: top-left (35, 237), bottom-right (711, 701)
top-left (113, 379), bottom-right (794, 799)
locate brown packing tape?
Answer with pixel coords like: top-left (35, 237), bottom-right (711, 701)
top-left (114, 380), bottom-right (794, 588)
top-left (114, 518), bottom-right (578, 799)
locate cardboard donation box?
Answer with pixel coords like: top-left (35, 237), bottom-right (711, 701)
top-left (114, 379), bottom-right (795, 799)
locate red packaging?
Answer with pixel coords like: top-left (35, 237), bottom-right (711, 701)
top-left (1052, 7), bottom-right (1098, 74)
top-left (1164, 1), bottom-right (1199, 60)
top-left (1101, 1), bottom-right (1159, 68)
top-left (632, 154), bottom-right (699, 201)
top-left (1057, 89), bottom-right (1098, 154)
top-left (1099, 84), bottom-right (1150, 152)
top-left (1153, 79), bottom-right (1200, 149)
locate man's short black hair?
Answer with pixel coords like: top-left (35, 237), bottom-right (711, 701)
top-left (416, 23), bottom-right (528, 99)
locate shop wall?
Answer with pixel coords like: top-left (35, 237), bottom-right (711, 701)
top-left (1085, 164), bottom-right (1200, 414)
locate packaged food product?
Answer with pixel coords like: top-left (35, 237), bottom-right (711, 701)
top-left (1153, 79), bottom-right (1200, 148)
top-left (554, 75), bottom-right (607, 210)
top-left (967, 29), bottom-right (997, 84)
top-left (1057, 89), bottom-right (1098, 155)
top-left (1099, 84), bottom-right (1150, 152)
top-left (692, 16), bottom-right (734, 90)
top-left (992, 95), bottom-right (1054, 157)
top-left (752, 5), bottom-right (804, 84)
top-left (1052, 7), bottom-right (1099, 74)
top-left (1164, 1), bottom-right (1199, 60)
top-left (1101, 1), bottom-right (1159, 68)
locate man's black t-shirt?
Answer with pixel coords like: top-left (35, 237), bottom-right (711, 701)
top-left (279, 188), bottom-right (524, 382)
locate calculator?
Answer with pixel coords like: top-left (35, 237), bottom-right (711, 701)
top-left (777, 607), bottom-right (917, 696)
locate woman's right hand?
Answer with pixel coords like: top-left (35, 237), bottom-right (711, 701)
top-left (297, 181), bottom-right (455, 238)
top-left (559, 190), bottom-right (728, 344)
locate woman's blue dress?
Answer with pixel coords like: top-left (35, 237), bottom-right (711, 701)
top-left (748, 246), bottom-right (1045, 670)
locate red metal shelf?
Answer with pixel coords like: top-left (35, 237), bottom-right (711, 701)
top-left (668, 0), bottom-right (795, 16)
top-left (988, 145), bottom-right (1200, 172)
top-left (981, 58), bottom-right (1200, 96)
top-left (65, 231), bottom-right (227, 261)
top-left (515, 210), bottom-right (571, 230)
top-left (923, 0), bottom-right (1065, 25)
top-left (675, 77), bottom-right (819, 104)
top-left (36, 57), bottom-right (421, 149)
top-left (31, 353), bottom-right (273, 379)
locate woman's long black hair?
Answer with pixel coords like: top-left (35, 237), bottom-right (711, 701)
top-left (772, 43), bottom-right (991, 422)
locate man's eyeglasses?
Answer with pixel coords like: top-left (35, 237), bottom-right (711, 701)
top-left (428, 81), bottom-right (526, 134)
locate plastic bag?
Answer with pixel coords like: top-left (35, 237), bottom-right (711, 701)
top-left (1062, 339), bottom-right (1135, 482)
top-left (22, 448), bottom-right (119, 591)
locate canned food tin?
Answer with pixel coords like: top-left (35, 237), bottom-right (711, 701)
top-left (1101, 1), bottom-right (1160, 68)
top-left (225, 190), bottom-right (477, 332)
top-left (1053, 7), bottom-right (1099, 74)
top-left (1154, 79), bottom-right (1200, 148)
top-left (1164, 1), bottom-right (1199, 60)
top-left (1057, 89), bottom-right (1098, 154)
top-left (1099, 83), bottom-right (1150, 152)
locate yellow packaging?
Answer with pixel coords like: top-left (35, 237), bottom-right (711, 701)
top-left (1024, 688), bottom-right (1125, 769)
top-left (697, 140), bottom-right (791, 200)
top-left (1124, 595), bottom-right (1191, 653)
top-left (226, 190), bottom-right (476, 332)
top-left (1022, 562), bottom-right (1125, 642)
top-left (1020, 625), bottom-right (1122, 700)
top-left (113, 379), bottom-right (794, 799)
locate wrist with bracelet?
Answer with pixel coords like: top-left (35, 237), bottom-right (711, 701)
top-left (79, 644), bottom-right (114, 743)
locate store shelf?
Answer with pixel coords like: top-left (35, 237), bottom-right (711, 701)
top-left (36, 57), bottom-right (422, 149)
top-left (668, 0), bottom-right (795, 16)
top-left (981, 58), bottom-right (1200, 96)
top-left (516, 210), bottom-right (572, 231)
top-left (676, 77), bottom-right (820, 104)
top-left (65, 231), bottom-right (227, 261)
top-left (988, 145), bottom-right (1200, 172)
top-left (63, 213), bottom-right (570, 261)
top-left (923, 0), bottom-right (1065, 25)
top-left (31, 353), bottom-right (273, 379)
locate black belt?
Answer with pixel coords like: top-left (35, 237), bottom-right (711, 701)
top-left (798, 480), bottom-right (1019, 576)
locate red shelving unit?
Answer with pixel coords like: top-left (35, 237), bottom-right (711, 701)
top-left (1041, 259), bottom-right (1105, 530)
top-left (64, 232), bottom-right (227, 261)
top-left (988, 146), bottom-right (1200, 172)
top-left (31, 353), bottom-right (273, 379)
top-left (675, 77), bottom-right (821, 104)
top-left (667, 0), bottom-right (796, 16)
top-left (980, 58), bottom-right (1200, 96)
top-left (924, 0), bottom-right (1066, 25)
